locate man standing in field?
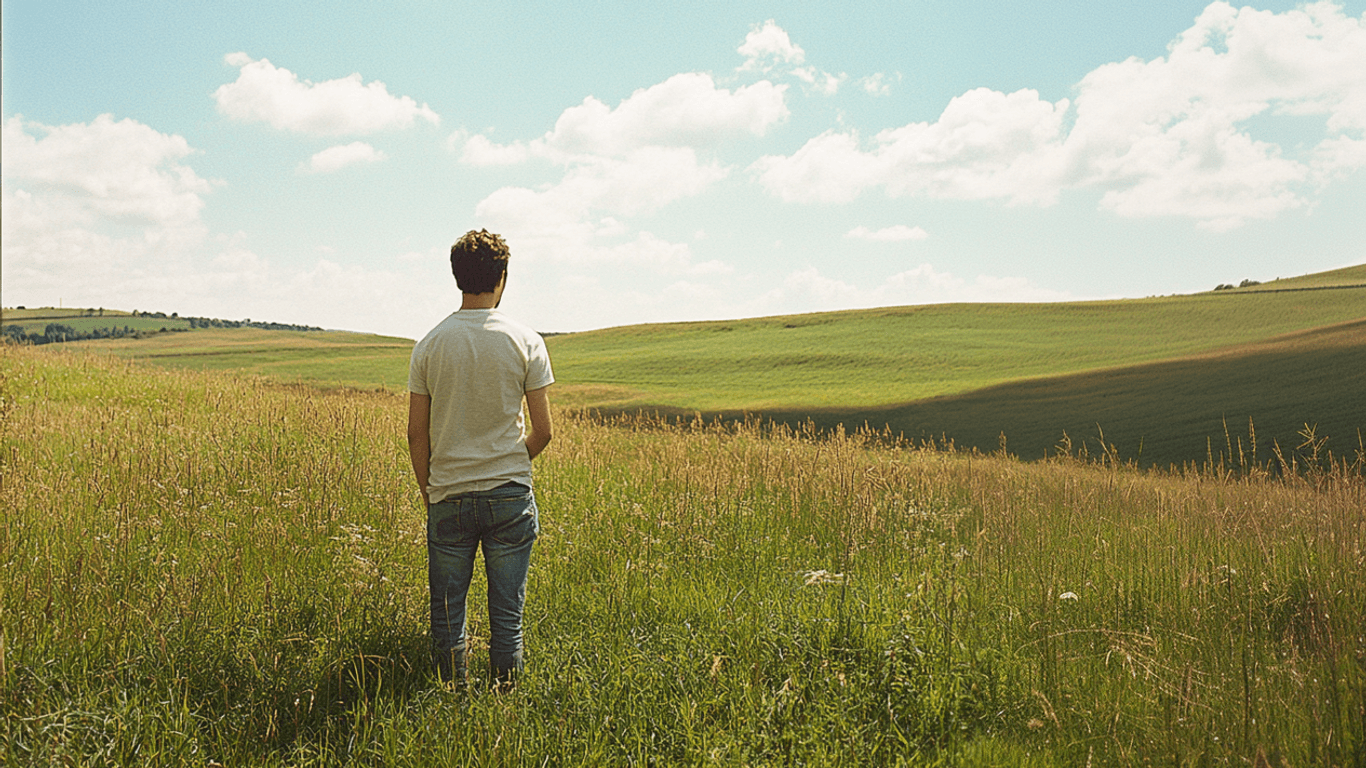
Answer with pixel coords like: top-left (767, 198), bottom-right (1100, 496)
top-left (407, 229), bottom-right (554, 689)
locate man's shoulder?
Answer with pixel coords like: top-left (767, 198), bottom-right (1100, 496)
top-left (485, 311), bottom-right (547, 346)
top-left (416, 311), bottom-right (545, 351)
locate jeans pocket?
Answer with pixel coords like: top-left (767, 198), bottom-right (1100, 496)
top-left (488, 493), bottom-right (538, 546)
top-left (428, 500), bottom-right (475, 544)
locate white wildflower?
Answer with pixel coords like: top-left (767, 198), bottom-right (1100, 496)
top-left (802, 569), bottom-right (846, 586)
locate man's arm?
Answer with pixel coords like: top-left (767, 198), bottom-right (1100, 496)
top-left (407, 393), bottom-right (432, 500)
top-left (524, 386), bottom-right (553, 460)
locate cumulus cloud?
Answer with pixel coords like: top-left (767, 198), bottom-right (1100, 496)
top-left (214, 53), bottom-right (439, 135)
top-left (304, 141), bottom-right (387, 173)
top-left (455, 69), bottom-right (792, 282)
top-left (738, 20), bottom-right (806, 71)
top-left (472, 149), bottom-right (731, 277)
top-left (464, 72), bottom-right (788, 162)
top-left (846, 225), bottom-right (929, 242)
top-left (2, 114), bottom-right (215, 297)
top-left (460, 134), bottom-right (532, 166)
top-left (738, 21), bottom-right (845, 96)
top-left (751, 88), bottom-right (1071, 206)
top-left (0, 113), bottom-right (442, 338)
top-left (1, 114), bottom-right (224, 317)
top-left (3, 114), bottom-right (213, 228)
top-left (751, 2), bottom-right (1366, 230)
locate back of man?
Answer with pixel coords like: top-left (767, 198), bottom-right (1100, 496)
top-left (407, 229), bottom-right (553, 688)
top-left (412, 310), bottom-right (549, 500)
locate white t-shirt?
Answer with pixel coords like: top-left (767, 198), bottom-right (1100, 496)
top-left (408, 309), bottom-right (554, 503)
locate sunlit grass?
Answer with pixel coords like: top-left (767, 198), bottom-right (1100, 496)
top-left (546, 289), bottom-right (1366, 411)
top-left (66, 327), bottom-right (414, 390)
top-left (2, 345), bottom-right (1363, 765)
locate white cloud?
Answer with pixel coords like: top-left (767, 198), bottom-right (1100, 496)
top-left (460, 134), bottom-right (532, 166)
top-left (474, 72), bottom-right (789, 160)
top-left (1, 114), bottom-right (216, 302)
top-left (750, 2), bottom-right (1366, 230)
top-left (2, 114), bottom-right (213, 228)
top-left (546, 73), bottom-right (788, 155)
top-left (457, 69), bottom-right (791, 284)
top-left (739, 21), bottom-right (845, 96)
top-left (751, 88), bottom-right (1072, 206)
top-left (304, 141), bottom-right (387, 173)
top-left (846, 225), bottom-right (929, 242)
top-left (860, 73), bottom-right (898, 97)
top-left (792, 67), bottom-right (845, 96)
top-left (476, 147), bottom-right (727, 227)
top-left (738, 20), bottom-right (805, 71)
top-left (0, 113), bottom-right (447, 339)
top-left (214, 53), bottom-right (440, 135)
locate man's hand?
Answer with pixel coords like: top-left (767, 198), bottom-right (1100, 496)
top-left (524, 386), bottom-right (553, 460)
top-left (407, 393), bottom-right (432, 502)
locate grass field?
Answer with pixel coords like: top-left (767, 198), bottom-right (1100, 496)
top-left (1215, 263), bottom-right (1366, 292)
top-left (742, 318), bottom-right (1366, 469)
top-left (547, 285), bottom-right (1366, 468)
top-left (10, 264), bottom-right (1364, 469)
top-left (2, 345), bottom-right (1362, 766)
top-left (65, 327), bottom-right (414, 391)
top-left (545, 288), bottom-right (1366, 412)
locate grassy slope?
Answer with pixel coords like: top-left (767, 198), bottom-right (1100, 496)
top-left (66, 327), bottom-right (413, 390)
top-left (756, 318), bottom-right (1366, 468)
top-left (20, 265), bottom-right (1366, 467)
top-left (547, 288), bottom-right (1366, 411)
top-left (1216, 262), bottom-right (1366, 291)
top-left (3, 346), bottom-right (1362, 765)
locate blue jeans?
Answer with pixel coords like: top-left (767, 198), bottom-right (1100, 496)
top-left (426, 482), bottom-right (538, 685)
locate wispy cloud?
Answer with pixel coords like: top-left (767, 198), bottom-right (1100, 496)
top-left (846, 225), bottom-right (929, 242)
top-left (304, 141), bottom-right (387, 173)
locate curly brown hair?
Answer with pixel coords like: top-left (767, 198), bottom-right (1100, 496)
top-left (450, 229), bottom-right (510, 294)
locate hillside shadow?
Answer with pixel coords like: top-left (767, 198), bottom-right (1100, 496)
top-left (588, 319), bottom-right (1366, 470)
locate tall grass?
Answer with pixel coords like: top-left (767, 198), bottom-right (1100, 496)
top-left (2, 345), bottom-right (1362, 766)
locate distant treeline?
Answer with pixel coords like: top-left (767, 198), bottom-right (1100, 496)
top-left (2, 311), bottom-right (323, 346)
top-left (1, 323), bottom-right (175, 346)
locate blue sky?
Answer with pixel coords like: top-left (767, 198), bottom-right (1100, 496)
top-left (4, 0), bottom-right (1364, 338)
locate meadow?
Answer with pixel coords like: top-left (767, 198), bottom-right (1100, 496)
top-left (544, 284), bottom-right (1366, 412)
top-left (65, 327), bottom-right (414, 392)
top-left (29, 265), bottom-right (1366, 470)
top-left (3, 344), bottom-right (1363, 766)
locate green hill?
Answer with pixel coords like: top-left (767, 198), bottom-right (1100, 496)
top-left (547, 271), bottom-right (1366, 468)
top-left (749, 318), bottom-right (1366, 469)
top-left (10, 263), bottom-right (1364, 468)
top-left (62, 327), bottom-right (413, 391)
top-left (1210, 262), bottom-right (1366, 292)
top-left (546, 287), bottom-right (1366, 410)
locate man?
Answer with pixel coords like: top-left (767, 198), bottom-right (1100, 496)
top-left (407, 229), bottom-right (554, 689)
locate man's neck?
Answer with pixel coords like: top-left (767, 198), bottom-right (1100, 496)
top-left (460, 293), bottom-right (499, 310)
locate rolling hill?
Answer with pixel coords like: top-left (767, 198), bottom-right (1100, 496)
top-left (7, 263), bottom-right (1363, 468)
top-left (60, 326), bottom-right (414, 391)
top-left (546, 265), bottom-right (1366, 468)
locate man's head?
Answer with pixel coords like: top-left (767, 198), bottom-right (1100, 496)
top-left (450, 229), bottom-right (510, 294)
